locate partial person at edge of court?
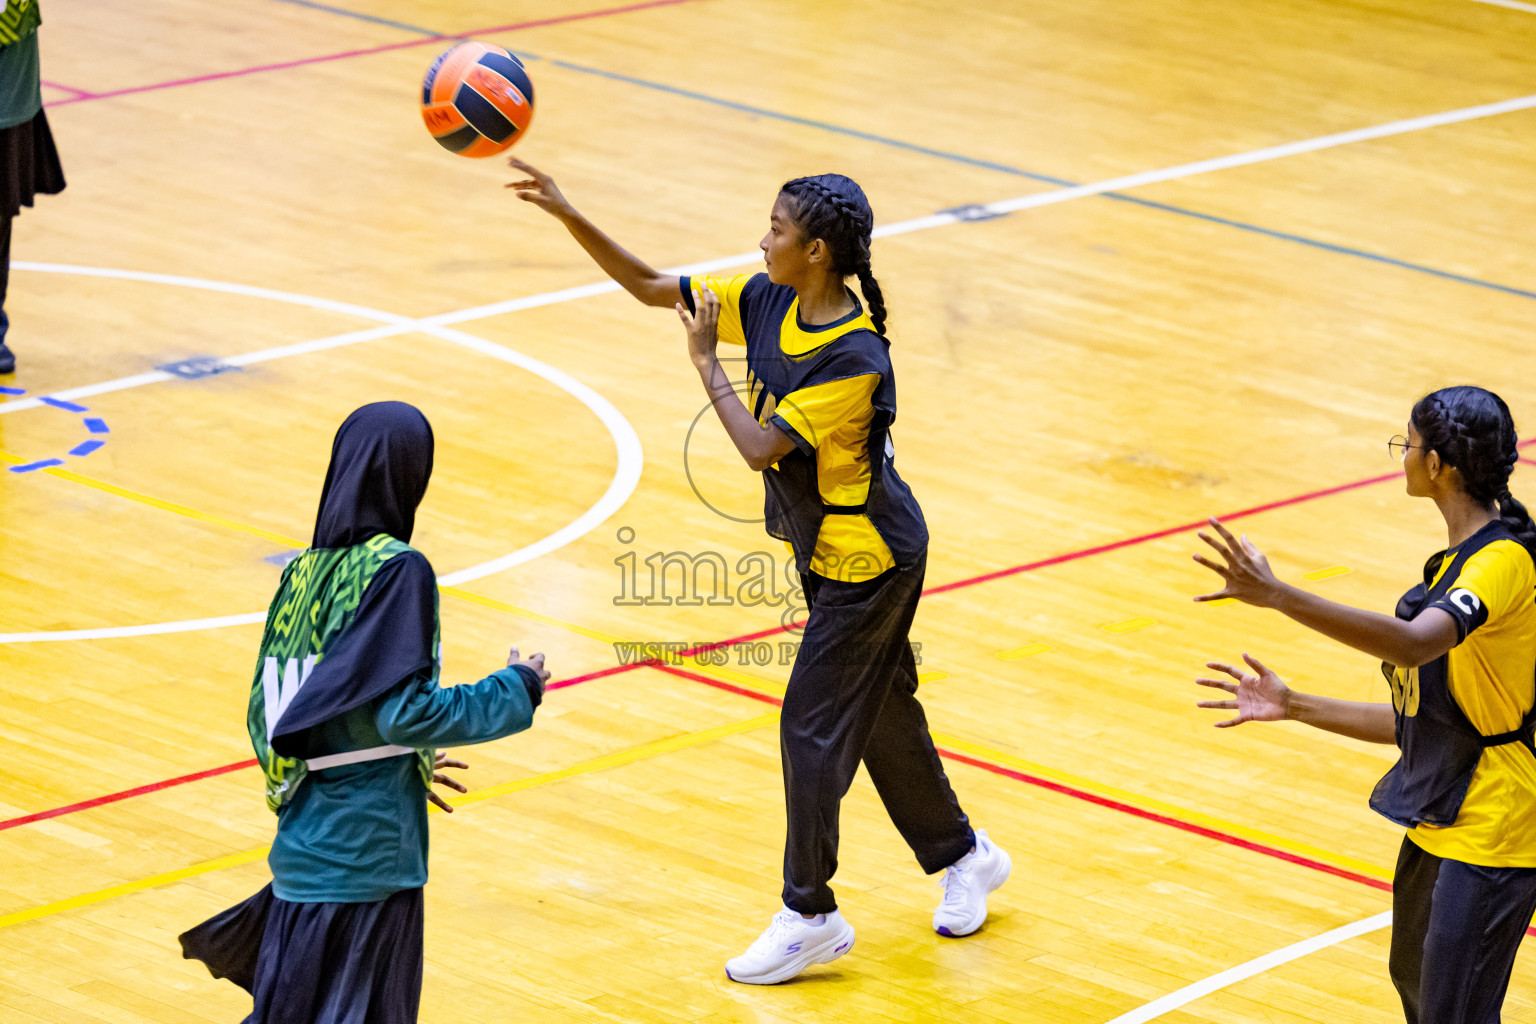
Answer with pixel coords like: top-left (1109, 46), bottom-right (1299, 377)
top-left (0, 0), bottom-right (66, 375)
top-left (1193, 385), bottom-right (1536, 1024)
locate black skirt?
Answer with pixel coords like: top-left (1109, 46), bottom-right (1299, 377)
top-left (0, 108), bottom-right (64, 220)
top-left (180, 884), bottom-right (425, 1024)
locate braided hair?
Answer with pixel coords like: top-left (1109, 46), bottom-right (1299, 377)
top-left (778, 174), bottom-right (888, 336)
top-left (1411, 385), bottom-right (1536, 550)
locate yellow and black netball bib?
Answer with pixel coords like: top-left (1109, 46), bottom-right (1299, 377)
top-left (1370, 521), bottom-right (1536, 828)
top-left (683, 273), bottom-right (927, 578)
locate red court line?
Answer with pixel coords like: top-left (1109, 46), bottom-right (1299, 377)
top-left (42, 0), bottom-right (702, 109)
top-left (40, 79), bottom-right (94, 99)
top-left (924, 469), bottom-right (1404, 596)
top-left (0, 759), bottom-right (257, 833)
top-left (654, 664), bottom-right (1395, 892)
top-left (0, 464), bottom-right (1409, 832)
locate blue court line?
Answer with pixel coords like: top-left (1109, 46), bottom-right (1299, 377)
top-left (0, 385), bottom-right (23, 395)
top-left (270, 0), bottom-right (442, 36)
top-left (274, 0), bottom-right (1536, 304)
top-left (9, 458), bottom-right (64, 473)
top-left (69, 440), bottom-right (105, 458)
top-left (40, 396), bottom-right (87, 412)
top-left (83, 417), bottom-right (109, 434)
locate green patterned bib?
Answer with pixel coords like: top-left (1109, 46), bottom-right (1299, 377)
top-left (248, 533), bottom-right (437, 811)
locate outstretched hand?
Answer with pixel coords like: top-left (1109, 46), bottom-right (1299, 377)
top-left (676, 288), bottom-right (720, 371)
top-left (1193, 517), bottom-right (1283, 607)
top-left (427, 752), bottom-right (469, 813)
top-left (505, 156), bottom-right (573, 217)
top-left (1196, 653), bottom-right (1292, 727)
top-left (507, 646), bottom-right (550, 689)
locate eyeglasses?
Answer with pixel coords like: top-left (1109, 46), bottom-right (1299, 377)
top-left (1387, 434), bottom-right (1427, 463)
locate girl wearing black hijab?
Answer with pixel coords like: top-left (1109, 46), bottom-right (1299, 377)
top-left (181, 402), bottom-right (549, 1024)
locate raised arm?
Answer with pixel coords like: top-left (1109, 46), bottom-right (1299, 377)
top-left (1193, 517), bottom-right (1458, 668)
top-left (678, 289), bottom-right (797, 472)
top-left (1197, 653), bottom-right (1397, 744)
top-left (507, 157), bottom-right (681, 307)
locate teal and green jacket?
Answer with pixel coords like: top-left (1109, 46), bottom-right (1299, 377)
top-left (248, 534), bottom-right (537, 903)
top-left (0, 1), bottom-right (42, 130)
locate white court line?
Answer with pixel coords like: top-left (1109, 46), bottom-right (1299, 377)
top-left (1102, 911), bottom-right (1393, 1024)
top-left (0, 267), bottom-right (644, 643)
top-left (1469, 0), bottom-right (1536, 14)
top-left (6, 88), bottom-right (1535, 418)
top-left (879, 93), bottom-right (1536, 236)
top-left (7, 89), bottom-right (1536, 638)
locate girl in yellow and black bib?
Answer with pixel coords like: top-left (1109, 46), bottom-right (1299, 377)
top-left (1192, 385), bottom-right (1536, 1024)
top-left (509, 161), bottom-right (1010, 985)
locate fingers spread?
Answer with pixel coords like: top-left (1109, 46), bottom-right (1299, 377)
top-left (1196, 532), bottom-right (1234, 560)
top-left (427, 792), bottom-right (455, 813)
top-left (1194, 678), bottom-right (1237, 692)
top-left (1208, 517), bottom-right (1240, 546)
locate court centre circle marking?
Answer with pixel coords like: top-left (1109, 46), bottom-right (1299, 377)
top-left (7, 88), bottom-right (1536, 639)
top-left (0, 263), bottom-right (644, 643)
top-left (1100, 911), bottom-right (1393, 1024)
top-left (8, 87), bottom-right (1536, 419)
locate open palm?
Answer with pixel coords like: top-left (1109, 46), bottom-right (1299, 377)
top-left (1195, 653), bottom-right (1292, 727)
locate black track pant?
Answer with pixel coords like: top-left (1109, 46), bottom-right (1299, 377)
top-left (1390, 835), bottom-right (1536, 1024)
top-left (780, 553), bottom-right (974, 914)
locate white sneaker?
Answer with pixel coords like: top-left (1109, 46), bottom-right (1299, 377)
top-left (933, 829), bottom-right (1011, 937)
top-left (725, 905), bottom-right (856, 984)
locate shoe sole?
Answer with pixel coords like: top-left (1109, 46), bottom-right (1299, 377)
top-left (934, 848), bottom-right (1012, 938)
top-left (724, 923), bottom-right (856, 985)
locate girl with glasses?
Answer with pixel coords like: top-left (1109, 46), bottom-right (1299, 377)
top-left (1192, 385), bottom-right (1536, 1023)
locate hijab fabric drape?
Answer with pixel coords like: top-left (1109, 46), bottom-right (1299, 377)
top-left (312, 402), bottom-right (434, 548)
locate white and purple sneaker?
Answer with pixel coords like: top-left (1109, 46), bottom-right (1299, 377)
top-left (933, 829), bottom-right (1011, 937)
top-left (725, 905), bottom-right (856, 984)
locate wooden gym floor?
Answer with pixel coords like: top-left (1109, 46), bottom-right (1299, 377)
top-left (3, 0), bottom-right (1536, 1020)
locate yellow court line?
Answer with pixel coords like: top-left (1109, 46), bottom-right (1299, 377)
top-left (6, 447), bottom-right (1392, 885)
top-left (931, 731), bottom-right (1394, 882)
top-left (0, 709), bottom-right (780, 932)
top-left (0, 448), bottom-right (303, 548)
top-left (450, 710), bottom-right (779, 808)
top-left (2, 449), bottom-right (625, 643)
top-left (0, 846), bottom-right (271, 931)
top-left (7, 447), bottom-right (795, 688)
top-left (438, 585), bottom-right (627, 646)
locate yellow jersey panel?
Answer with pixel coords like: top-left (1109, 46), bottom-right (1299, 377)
top-left (677, 272), bottom-right (929, 576)
top-left (1411, 538), bottom-right (1536, 866)
top-left (774, 373), bottom-right (894, 581)
top-left (688, 273), bottom-right (752, 347)
top-left (779, 299), bottom-right (877, 357)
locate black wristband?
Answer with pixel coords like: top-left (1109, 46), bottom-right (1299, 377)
top-left (509, 663), bottom-right (544, 708)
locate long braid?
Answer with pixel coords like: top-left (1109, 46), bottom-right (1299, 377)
top-left (779, 174), bottom-right (890, 336)
top-left (1412, 386), bottom-right (1536, 550)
